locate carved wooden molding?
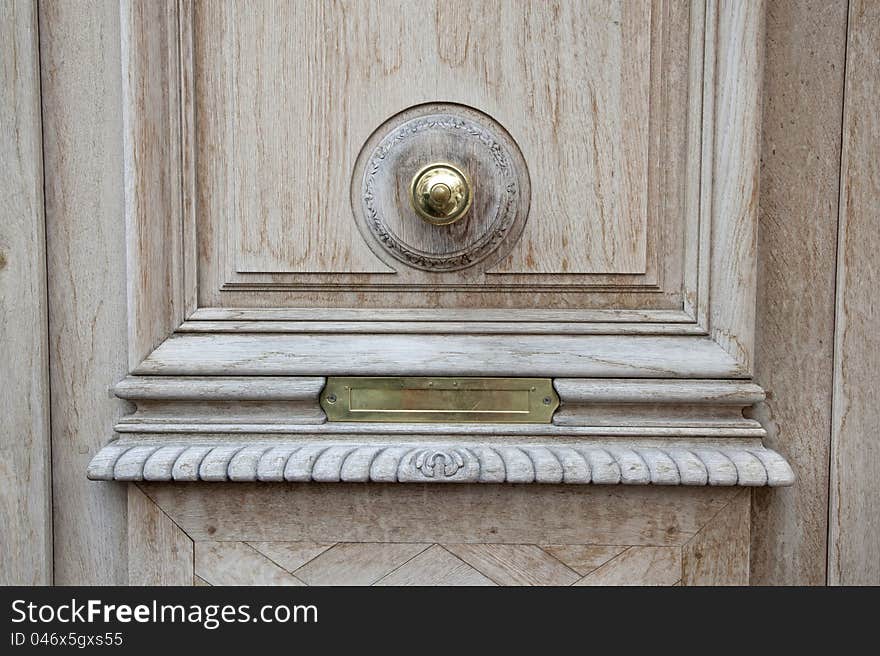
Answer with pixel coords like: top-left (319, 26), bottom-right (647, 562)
top-left (110, 376), bottom-right (765, 435)
top-left (112, 376), bottom-right (327, 428)
top-left (93, 376), bottom-right (794, 485)
top-left (89, 439), bottom-right (793, 486)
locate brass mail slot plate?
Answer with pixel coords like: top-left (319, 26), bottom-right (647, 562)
top-left (321, 377), bottom-right (559, 423)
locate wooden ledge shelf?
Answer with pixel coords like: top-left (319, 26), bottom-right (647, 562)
top-left (90, 376), bottom-right (794, 486)
top-left (88, 438), bottom-right (794, 486)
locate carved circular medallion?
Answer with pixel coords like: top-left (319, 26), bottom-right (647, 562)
top-left (351, 104), bottom-right (530, 272)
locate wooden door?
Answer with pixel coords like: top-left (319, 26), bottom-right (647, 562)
top-left (8, 0), bottom-right (878, 587)
top-left (22, 0), bottom-right (806, 586)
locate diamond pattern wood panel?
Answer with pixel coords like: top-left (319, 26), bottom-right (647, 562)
top-left (193, 540), bottom-right (685, 586)
top-left (131, 485), bottom-right (750, 586)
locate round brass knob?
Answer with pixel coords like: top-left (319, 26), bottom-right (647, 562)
top-left (410, 163), bottom-right (472, 226)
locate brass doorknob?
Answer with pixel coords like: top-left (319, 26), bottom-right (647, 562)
top-left (410, 163), bottom-right (472, 226)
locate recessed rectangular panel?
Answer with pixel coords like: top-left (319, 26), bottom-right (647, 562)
top-left (322, 377), bottom-right (559, 423)
top-left (192, 1), bottom-right (690, 290)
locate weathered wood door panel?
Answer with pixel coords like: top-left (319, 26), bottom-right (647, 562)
top-left (80, 0), bottom-right (792, 586)
top-left (196, 1), bottom-right (655, 279)
top-left (194, 0), bottom-right (694, 311)
top-left (13, 0), bottom-right (874, 588)
top-left (114, 0), bottom-right (768, 373)
top-left (131, 484), bottom-right (751, 587)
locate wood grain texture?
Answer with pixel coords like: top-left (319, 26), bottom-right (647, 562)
top-left (540, 545), bottom-right (629, 576)
top-left (177, 319), bottom-right (706, 335)
top-left (188, 307), bottom-right (694, 322)
top-left (109, 424), bottom-right (766, 439)
top-left (573, 547), bottom-right (681, 586)
top-left (554, 379), bottom-right (765, 405)
top-left (443, 544), bottom-right (581, 586)
top-left (375, 545), bottom-right (496, 586)
top-left (128, 485), bottom-right (192, 585)
top-left (134, 333), bottom-right (744, 378)
top-left (40, 0), bottom-right (130, 585)
top-left (682, 489), bottom-right (749, 585)
top-left (156, 540), bottom-right (723, 586)
top-left (293, 543), bottom-right (429, 586)
top-left (138, 483), bottom-right (738, 547)
top-left (198, 0), bottom-right (652, 277)
top-left (191, 0), bottom-right (706, 313)
top-left (828, 0), bottom-right (880, 586)
top-left (194, 541), bottom-right (303, 586)
top-left (126, 484), bottom-right (754, 585)
top-left (707, 0), bottom-right (764, 371)
top-left (113, 376), bottom-right (327, 429)
top-left (245, 541), bottom-right (334, 573)
top-left (121, 0), bottom-right (192, 368)
top-left (749, 0), bottom-right (848, 586)
top-left (0, 0), bottom-right (52, 585)
top-left (113, 376), bottom-right (326, 401)
top-left (127, 535), bottom-right (755, 586)
top-left (553, 378), bottom-right (766, 432)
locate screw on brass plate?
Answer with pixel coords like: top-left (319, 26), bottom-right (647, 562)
top-left (326, 394), bottom-right (337, 404)
top-left (542, 397), bottom-right (552, 405)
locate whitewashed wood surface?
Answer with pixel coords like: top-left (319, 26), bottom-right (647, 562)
top-left (828, 0), bottom-right (880, 586)
top-left (749, 0), bottom-right (848, 586)
top-left (88, 437), bottom-right (794, 487)
top-left (40, 0), bottom-right (130, 585)
top-left (129, 483), bottom-right (751, 585)
top-left (0, 0), bottom-right (51, 585)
